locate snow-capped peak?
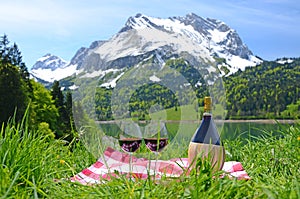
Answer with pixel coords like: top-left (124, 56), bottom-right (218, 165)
top-left (122, 13), bottom-right (205, 45)
top-left (30, 54), bottom-right (78, 83)
top-left (118, 13), bottom-right (262, 73)
top-left (32, 53), bottom-right (69, 70)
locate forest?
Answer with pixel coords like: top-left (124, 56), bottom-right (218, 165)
top-left (0, 35), bottom-right (75, 142)
top-left (225, 58), bottom-right (300, 119)
top-left (93, 57), bottom-right (300, 120)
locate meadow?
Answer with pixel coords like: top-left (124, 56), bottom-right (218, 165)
top-left (0, 117), bottom-right (299, 198)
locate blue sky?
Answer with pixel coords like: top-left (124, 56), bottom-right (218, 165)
top-left (0, 0), bottom-right (299, 69)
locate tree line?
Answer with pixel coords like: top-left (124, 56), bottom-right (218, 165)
top-left (93, 58), bottom-right (210, 120)
top-left (92, 57), bottom-right (300, 120)
top-left (224, 58), bottom-right (300, 119)
top-left (0, 34), bottom-right (75, 142)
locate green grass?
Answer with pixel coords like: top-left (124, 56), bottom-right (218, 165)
top-left (147, 104), bottom-right (199, 121)
top-left (1, 117), bottom-right (299, 198)
top-left (148, 104), bottom-right (226, 121)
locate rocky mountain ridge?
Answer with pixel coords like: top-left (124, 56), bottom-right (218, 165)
top-left (30, 13), bottom-right (262, 84)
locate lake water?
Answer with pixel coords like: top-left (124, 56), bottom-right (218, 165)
top-left (98, 120), bottom-right (295, 141)
top-left (218, 121), bottom-right (293, 140)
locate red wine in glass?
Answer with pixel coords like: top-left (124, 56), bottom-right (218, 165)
top-left (118, 121), bottom-right (142, 177)
top-left (144, 138), bottom-right (168, 153)
top-left (119, 138), bottom-right (142, 153)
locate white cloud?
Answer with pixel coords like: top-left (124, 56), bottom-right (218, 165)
top-left (0, 0), bottom-right (86, 36)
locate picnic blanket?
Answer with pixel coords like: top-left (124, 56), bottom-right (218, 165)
top-left (70, 147), bottom-right (250, 185)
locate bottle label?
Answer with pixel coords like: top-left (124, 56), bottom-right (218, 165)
top-left (188, 142), bottom-right (225, 172)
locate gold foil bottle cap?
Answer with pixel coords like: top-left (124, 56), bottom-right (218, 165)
top-left (204, 96), bottom-right (212, 113)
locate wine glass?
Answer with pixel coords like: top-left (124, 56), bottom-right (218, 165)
top-left (118, 121), bottom-right (142, 176)
top-left (144, 121), bottom-right (169, 176)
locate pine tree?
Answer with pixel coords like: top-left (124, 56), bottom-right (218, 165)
top-left (8, 43), bottom-right (22, 66)
top-left (64, 90), bottom-right (75, 142)
top-left (51, 81), bottom-right (66, 138)
top-left (65, 91), bottom-right (73, 119)
top-left (50, 81), bottom-right (75, 141)
top-left (51, 81), bottom-right (65, 109)
top-left (0, 34), bottom-right (10, 64)
top-left (0, 34), bottom-right (32, 95)
top-left (0, 63), bottom-right (28, 124)
top-left (0, 35), bottom-right (31, 125)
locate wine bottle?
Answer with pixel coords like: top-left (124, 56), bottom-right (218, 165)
top-left (188, 96), bottom-right (225, 172)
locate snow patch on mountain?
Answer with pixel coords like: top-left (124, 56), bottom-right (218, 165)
top-left (100, 72), bottom-right (125, 88)
top-left (276, 58), bottom-right (294, 64)
top-left (149, 75), bottom-right (161, 82)
top-left (31, 64), bottom-right (78, 82)
top-left (69, 84), bottom-right (79, 90)
top-left (217, 53), bottom-right (262, 74)
top-left (80, 68), bottom-right (122, 79)
top-left (208, 28), bottom-right (229, 43)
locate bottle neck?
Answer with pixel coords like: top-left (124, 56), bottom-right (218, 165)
top-left (203, 106), bottom-right (212, 116)
top-left (204, 96), bottom-right (212, 114)
top-left (203, 102), bottom-right (212, 120)
top-left (203, 112), bottom-right (212, 117)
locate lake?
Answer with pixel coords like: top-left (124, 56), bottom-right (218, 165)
top-left (97, 120), bottom-right (295, 141)
top-left (218, 120), bottom-right (294, 140)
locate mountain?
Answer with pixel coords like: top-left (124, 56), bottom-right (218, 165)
top-left (31, 53), bottom-right (68, 70)
top-left (30, 53), bottom-right (76, 83)
top-left (30, 13), bottom-right (262, 86)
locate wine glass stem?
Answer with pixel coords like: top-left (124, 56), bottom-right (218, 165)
top-left (154, 152), bottom-right (158, 180)
top-left (129, 152), bottom-right (132, 178)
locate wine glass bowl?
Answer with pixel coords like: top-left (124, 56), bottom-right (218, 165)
top-left (118, 121), bottom-right (142, 175)
top-left (118, 121), bottom-right (143, 152)
top-left (119, 137), bottom-right (142, 153)
top-left (144, 137), bottom-right (168, 154)
top-left (144, 121), bottom-right (169, 153)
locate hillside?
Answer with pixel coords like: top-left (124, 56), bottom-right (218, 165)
top-left (77, 57), bottom-right (300, 121)
top-left (224, 57), bottom-right (300, 119)
top-left (27, 13), bottom-right (299, 120)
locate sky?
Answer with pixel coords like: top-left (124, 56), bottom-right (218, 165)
top-left (0, 0), bottom-right (299, 69)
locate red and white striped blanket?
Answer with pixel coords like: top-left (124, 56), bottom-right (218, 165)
top-left (70, 147), bottom-right (250, 185)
